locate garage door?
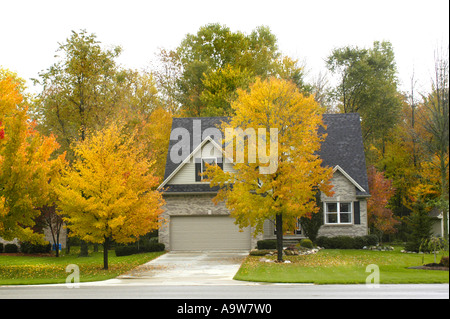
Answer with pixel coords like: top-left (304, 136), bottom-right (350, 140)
top-left (170, 216), bottom-right (251, 251)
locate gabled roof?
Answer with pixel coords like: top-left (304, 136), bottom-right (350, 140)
top-left (319, 113), bottom-right (369, 196)
top-left (159, 136), bottom-right (225, 189)
top-left (161, 113), bottom-right (370, 196)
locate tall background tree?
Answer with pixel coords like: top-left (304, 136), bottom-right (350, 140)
top-left (156, 23), bottom-right (310, 117)
top-left (419, 47), bottom-right (449, 242)
top-left (326, 41), bottom-right (403, 158)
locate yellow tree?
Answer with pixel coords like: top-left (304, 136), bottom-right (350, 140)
top-left (206, 78), bottom-right (333, 261)
top-left (56, 122), bottom-right (164, 269)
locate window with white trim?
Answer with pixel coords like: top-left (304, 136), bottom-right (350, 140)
top-left (324, 202), bottom-right (352, 224)
top-left (195, 157), bottom-right (221, 181)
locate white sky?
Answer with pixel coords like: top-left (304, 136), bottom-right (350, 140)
top-left (1, 0), bottom-right (448, 95)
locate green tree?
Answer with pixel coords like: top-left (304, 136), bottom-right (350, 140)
top-left (34, 30), bottom-right (123, 157)
top-left (419, 47), bottom-right (449, 242)
top-left (298, 190), bottom-right (323, 243)
top-left (159, 23), bottom-right (309, 116)
top-left (405, 198), bottom-right (433, 252)
top-left (326, 41), bottom-right (402, 154)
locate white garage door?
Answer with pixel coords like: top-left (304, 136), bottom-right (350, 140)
top-left (170, 215), bottom-right (251, 251)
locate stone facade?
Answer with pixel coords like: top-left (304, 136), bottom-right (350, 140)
top-left (263, 170), bottom-right (368, 240)
top-left (159, 193), bottom-right (263, 250)
top-left (318, 170), bottom-right (368, 237)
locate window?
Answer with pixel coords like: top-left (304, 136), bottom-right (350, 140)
top-left (274, 218), bottom-right (302, 235)
top-left (202, 158), bottom-right (217, 174)
top-left (195, 157), bottom-right (222, 182)
top-left (324, 202), bottom-right (352, 224)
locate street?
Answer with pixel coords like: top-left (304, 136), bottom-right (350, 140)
top-left (0, 282), bottom-right (448, 299)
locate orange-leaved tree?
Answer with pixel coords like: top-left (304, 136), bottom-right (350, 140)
top-left (1, 69), bottom-right (65, 243)
top-left (206, 77), bottom-right (333, 261)
top-left (367, 165), bottom-right (399, 242)
top-left (56, 122), bottom-right (164, 269)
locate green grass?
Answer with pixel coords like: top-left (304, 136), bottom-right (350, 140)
top-left (0, 248), bottom-right (164, 285)
top-left (234, 248), bottom-right (449, 284)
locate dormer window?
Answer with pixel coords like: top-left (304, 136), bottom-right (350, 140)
top-left (195, 157), bottom-right (223, 182)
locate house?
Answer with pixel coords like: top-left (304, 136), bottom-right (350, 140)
top-left (158, 113), bottom-right (370, 251)
top-left (429, 207), bottom-right (449, 238)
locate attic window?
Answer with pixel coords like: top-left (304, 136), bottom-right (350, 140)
top-left (195, 157), bottom-right (222, 182)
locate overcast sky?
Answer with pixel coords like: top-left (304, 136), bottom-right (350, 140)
top-left (1, 0), bottom-right (448, 95)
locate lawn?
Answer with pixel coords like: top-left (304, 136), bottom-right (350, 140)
top-left (234, 248), bottom-right (449, 284)
top-left (0, 248), bottom-right (164, 285)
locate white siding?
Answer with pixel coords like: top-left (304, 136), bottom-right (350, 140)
top-left (167, 140), bottom-right (235, 185)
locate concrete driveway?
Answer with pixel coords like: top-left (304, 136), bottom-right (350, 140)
top-left (111, 251), bottom-right (251, 285)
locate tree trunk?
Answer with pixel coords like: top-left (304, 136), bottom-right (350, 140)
top-left (276, 213), bottom-right (283, 262)
top-left (79, 240), bottom-right (88, 257)
top-left (103, 237), bottom-right (110, 270)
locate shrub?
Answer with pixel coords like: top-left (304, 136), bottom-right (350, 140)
top-left (4, 243), bottom-right (18, 253)
top-left (365, 234), bottom-right (379, 246)
top-left (140, 242), bottom-right (165, 252)
top-left (315, 235), bottom-right (379, 249)
top-left (20, 242), bottom-right (51, 254)
top-left (300, 238), bottom-right (313, 249)
top-left (257, 239), bottom-right (277, 250)
top-left (315, 236), bottom-right (329, 248)
top-left (250, 249), bottom-right (273, 256)
top-left (115, 241), bottom-right (165, 257)
top-left (440, 256), bottom-right (449, 268)
top-left (0, 243), bottom-right (3, 253)
top-left (353, 236), bottom-right (368, 249)
top-left (115, 245), bottom-right (139, 257)
top-left (331, 236), bottom-right (355, 249)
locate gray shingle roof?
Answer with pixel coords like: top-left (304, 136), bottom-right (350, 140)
top-left (162, 113), bottom-right (369, 196)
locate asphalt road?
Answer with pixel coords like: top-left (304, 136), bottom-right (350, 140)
top-left (0, 283), bottom-right (448, 299)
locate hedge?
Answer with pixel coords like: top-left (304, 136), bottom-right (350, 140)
top-left (316, 235), bottom-right (378, 249)
top-left (257, 239), bottom-right (277, 250)
top-left (20, 242), bottom-right (51, 254)
top-left (115, 242), bottom-right (165, 257)
top-left (4, 243), bottom-right (19, 253)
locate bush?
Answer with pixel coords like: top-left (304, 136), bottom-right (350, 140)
top-left (365, 234), bottom-right (379, 246)
top-left (316, 236), bottom-right (328, 248)
top-left (330, 236), bottom-right (355, 249)
top-left (353, 236), bottom-right (368, 249)
top-left (4, 243), bottom-right (18, 253)
top-left (115, 245), bottom-right (139, 257)
top-left (257, 239), bottom-right (277, 250)
top-left (140, 242), bottom-right (165, 252)
top-left (115, 241), bottom-right (165, 257)
top-left (20, 242), bottom-right (51, 254)
top-left (315, 235), bottom-right (378, 249)
top-left (250, 249), bottom-right (273, 256)
top-left (440, 256), bottom-right (449, 268)
top-left (0, 243), bottom-right (3, 253)
top-left (300, 238), bottom-right (314, 249)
